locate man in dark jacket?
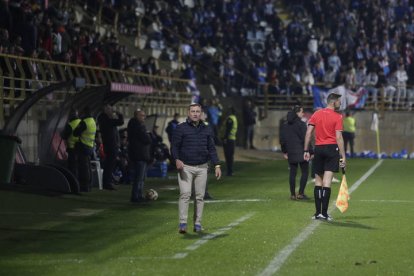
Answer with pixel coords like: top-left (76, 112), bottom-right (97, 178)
top-left (97, 104), bottom-right (124, 190)
top-left (171, 103), bottom-right (221, 234)
top-left (127, 109), bottom-right (152, 202)
top-left (243, 100), bottom-right (257, 149)
top-left (280, 105), bottom-right (311, 200)
top-left (165, 113), bottom-right (180, 145)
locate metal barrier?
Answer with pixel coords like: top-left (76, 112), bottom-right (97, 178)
top-left (0, 53), bottom-right (192, 127)
top-left (255, 82), bottom-right (414, 114)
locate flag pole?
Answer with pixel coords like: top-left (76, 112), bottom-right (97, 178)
top-left (375, 126), bottom-right (381, 159)
top-left (371, 112), bottom-right (381, 159)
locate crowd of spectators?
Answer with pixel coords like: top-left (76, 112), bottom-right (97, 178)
top-left (0, 0), bottom-right (168, 79)
top-left (110, 0), bottom-right (414, 108)
top-left (2, 0), bottom-right (414, 109)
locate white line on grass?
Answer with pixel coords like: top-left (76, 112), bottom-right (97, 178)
top-left (172, 213), bottom-right (255, 259)
top-left (258, 159), bottom-right (383, 276)
top-left (166, 199), bottom-right (266, 204)
top-left (358, 199), bottom-right (414, 203)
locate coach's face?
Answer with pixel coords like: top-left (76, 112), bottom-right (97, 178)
top-left (188, 105), bottom-right (202, 123)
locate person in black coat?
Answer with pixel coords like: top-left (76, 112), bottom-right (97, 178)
top-left (280, 105), bottom-right (312, 200)
top-left (127, 109), bottom-right (152, 202)
top-left (97, 104), bottom-right (124, 190)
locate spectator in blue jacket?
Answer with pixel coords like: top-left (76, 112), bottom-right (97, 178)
top-left (171, 103), bottom-right (221, 234)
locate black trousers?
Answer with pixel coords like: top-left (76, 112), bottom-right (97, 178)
top-left (76, 144), bottom-right (93, 192)
top-left (223, 140), bottom-right (235, 176)
top-left (103, 150), bottom-right (118, 187)
top-left (67, 148), bottom-right (78, 178)
top-left (343, 131), bottom-right (355, 156)
top-left (289, 161), bottom-right (309, 196)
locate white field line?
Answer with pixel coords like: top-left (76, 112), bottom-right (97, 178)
top-left (257, 159), bottom-right (383, 276)
top-left (358, 199), bottom-right (414, 203)
top-left (172, 212), bottom-right (255, 259)
top-left (0, 208), bottom-right (104, 217)
top-left (165, 199), bottom-right (266, 204)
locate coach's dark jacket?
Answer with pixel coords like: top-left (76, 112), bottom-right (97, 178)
top-left (171, 119), bottom-right (219, 166)
top-left (280, 111), bottom-right (312, 163)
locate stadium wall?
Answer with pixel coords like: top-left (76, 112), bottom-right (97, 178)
top-left (254, 111), bottom-right (414, 155)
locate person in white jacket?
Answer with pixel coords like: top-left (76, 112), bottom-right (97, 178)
top-left (395, 63), bottom-right (408, 110)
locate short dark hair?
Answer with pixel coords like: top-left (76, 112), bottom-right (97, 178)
top-left (292, 105), bottom-right (303, 113)
top-left (327, 93), bottom-right (341, 103)
top-left (189, 103), bottom-right (202, 110)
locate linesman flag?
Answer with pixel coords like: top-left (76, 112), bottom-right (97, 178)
top-left (336, 168), bottom-right (350, 213)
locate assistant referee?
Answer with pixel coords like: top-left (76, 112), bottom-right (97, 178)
top-left (304, 93), bottom-right (346, 221)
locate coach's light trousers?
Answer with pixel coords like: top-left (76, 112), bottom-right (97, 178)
top-left (178, 163), bottom-right (208, 225)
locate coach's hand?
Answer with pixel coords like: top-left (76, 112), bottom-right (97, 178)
top-left (215, 166), bottom-right (222, 180)
top-left (176, 159), bottom-right (184, 170)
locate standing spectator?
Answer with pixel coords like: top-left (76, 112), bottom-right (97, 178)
top-left (280, 105), bottom-right (311, 200)
top-left (342, 111), bottom-right (356, 158)
top-left (166, 113), bottom-right (180, 145)
top-left (328, 49), bottom-right (342, 74)
top-left (61, 109), bottom-right (80, 179)
top-left (395, 63), bottom-right (408, 110)
top-left (243, 100), bottom-right (257, 149)
top-left (220, 107), bottom-right (238, 177)
top-left (127, 109), bottom-right (152, 203)
top-left (73, 107), bottom-right (97, 192)
top-left (364, 67), bottom-right (379, 109)
top-left (171, 103), bottom-right (221, 234)
top-left (304, 93), bottom-right (346, 221)
top-left (97, 104), bottom-right (124, 190)
top-left (207, 98), bottom-right (222, 144)
top-left (302, 67), bottom-right (315, 95)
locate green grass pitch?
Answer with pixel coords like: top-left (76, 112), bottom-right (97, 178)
top-left (0, 159), bottom-right (413, 275)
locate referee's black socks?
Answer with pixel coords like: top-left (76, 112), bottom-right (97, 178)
top-left (321, 187), bottom-right (331, 217)
top-left (314, 186), bottom-right (323, 215)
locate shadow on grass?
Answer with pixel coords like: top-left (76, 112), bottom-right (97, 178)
top-left (325, 220), bottom-right (376, 230)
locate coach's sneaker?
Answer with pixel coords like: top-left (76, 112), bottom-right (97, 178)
top-left (179, 223), bottom-right (187, 234)
top-left (193, 224), bottom-right (203, 233)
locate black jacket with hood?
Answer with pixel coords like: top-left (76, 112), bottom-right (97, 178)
top-left (280, 111), bottom-right (310, 163)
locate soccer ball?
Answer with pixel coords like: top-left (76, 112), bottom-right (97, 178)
top-left (145, 189), bottom-right (158, 200)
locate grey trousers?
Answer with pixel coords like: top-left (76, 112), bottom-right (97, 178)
top-left (178, 163), bottom-right (208, 225)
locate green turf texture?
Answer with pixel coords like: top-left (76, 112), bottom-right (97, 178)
top-left (0, 159), bottom-right (413, 275)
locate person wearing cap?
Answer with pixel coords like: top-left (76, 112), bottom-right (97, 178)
top-left (304, 93), bottom-right (346, 221)
top-left (171, 103), bottom-right (222, 234)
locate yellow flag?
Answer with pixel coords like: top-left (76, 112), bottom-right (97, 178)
top-left (336, 174), bottom-right (350, 213)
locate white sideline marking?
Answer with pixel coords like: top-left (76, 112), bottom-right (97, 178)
top-left (166, 199), bottom-right (266, 204)
top-left (173, 213), bottom-right (255, 259)
top-left (258, 159), bottom-right (383, 276)
top-left (64, 208), bottom-right (104, 217)
top-left (0, 208), bottom-right (104, 217)
top-left (359, 199), bottom-right (414, 203)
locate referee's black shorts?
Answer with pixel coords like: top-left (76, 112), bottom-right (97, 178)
top-left (313, 144), bottom-right (340, 175)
